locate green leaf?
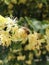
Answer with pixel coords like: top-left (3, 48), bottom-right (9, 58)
top-left (11, 41), bottom-right (22, 50)
top-left (42, 0), bottom-right (47, 4)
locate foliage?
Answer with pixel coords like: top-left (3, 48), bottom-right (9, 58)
top-left (0, 0), bottom-right (49, 20)
top-left (0, 15), bottom-right (49, 65)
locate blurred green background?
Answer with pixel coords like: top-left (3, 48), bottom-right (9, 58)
top-left (0, 0), bottom-right (49, 20)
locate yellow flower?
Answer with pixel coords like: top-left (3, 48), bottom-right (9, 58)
top-left (5, 17), bottom-right (18, 31)
top-left (44, 28), bottom-right (49, 51)
top-left (25, 60), bottom-right (32, 65)
top-left (45, 28), bottom-right (49, 45)
top-left (28, 34), bottom-right (37, 44)
top-left (25, 32), bottom-right (44, 50)
top-left (5, 17), bottom-right (14, 25)
top-left (46, 28), bottom-right (49, 37)
top-left (0, 23), bottom-right (6, 30)
top-left (10, 25), bottom-right (19, 42)
top-left (0, 31), bottom-right (11, 47)
top-left (0, 15), bottom-right (6, 23)
top-left (17, 55), bottom-right (25, 61)
top-left (11, 32), bottom-right (19, 42)
top-left (18, 28), bottom-right (28, 44)
top-left (0, 15), bottom-right (6, 30)
top-left (46, 45), bottom-right (49, 51)
top-left (37, 39), bottom-right (45, 46)
top-left (25, 33), bottom-right (38, 50)
top-left (11, 24), bottom-right (18, 34)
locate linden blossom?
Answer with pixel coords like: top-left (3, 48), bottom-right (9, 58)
top-left (0, 31), bottom-right (11, 47)
top-left (0, 15), bottom-right (49, 55)
top-left (0, 15), bottom-right (49, 64)
top-left (0, 15), bottom-right (28, 47)
top-left (0, 15), bottom-right (19, 47)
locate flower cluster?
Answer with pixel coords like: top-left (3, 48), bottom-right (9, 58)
top-left (0, 15), bottom-right (49, 51)
top-left (0, 15), bottom-right (28, 47)
top-left (0, 15), bottom-right (49, 65)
